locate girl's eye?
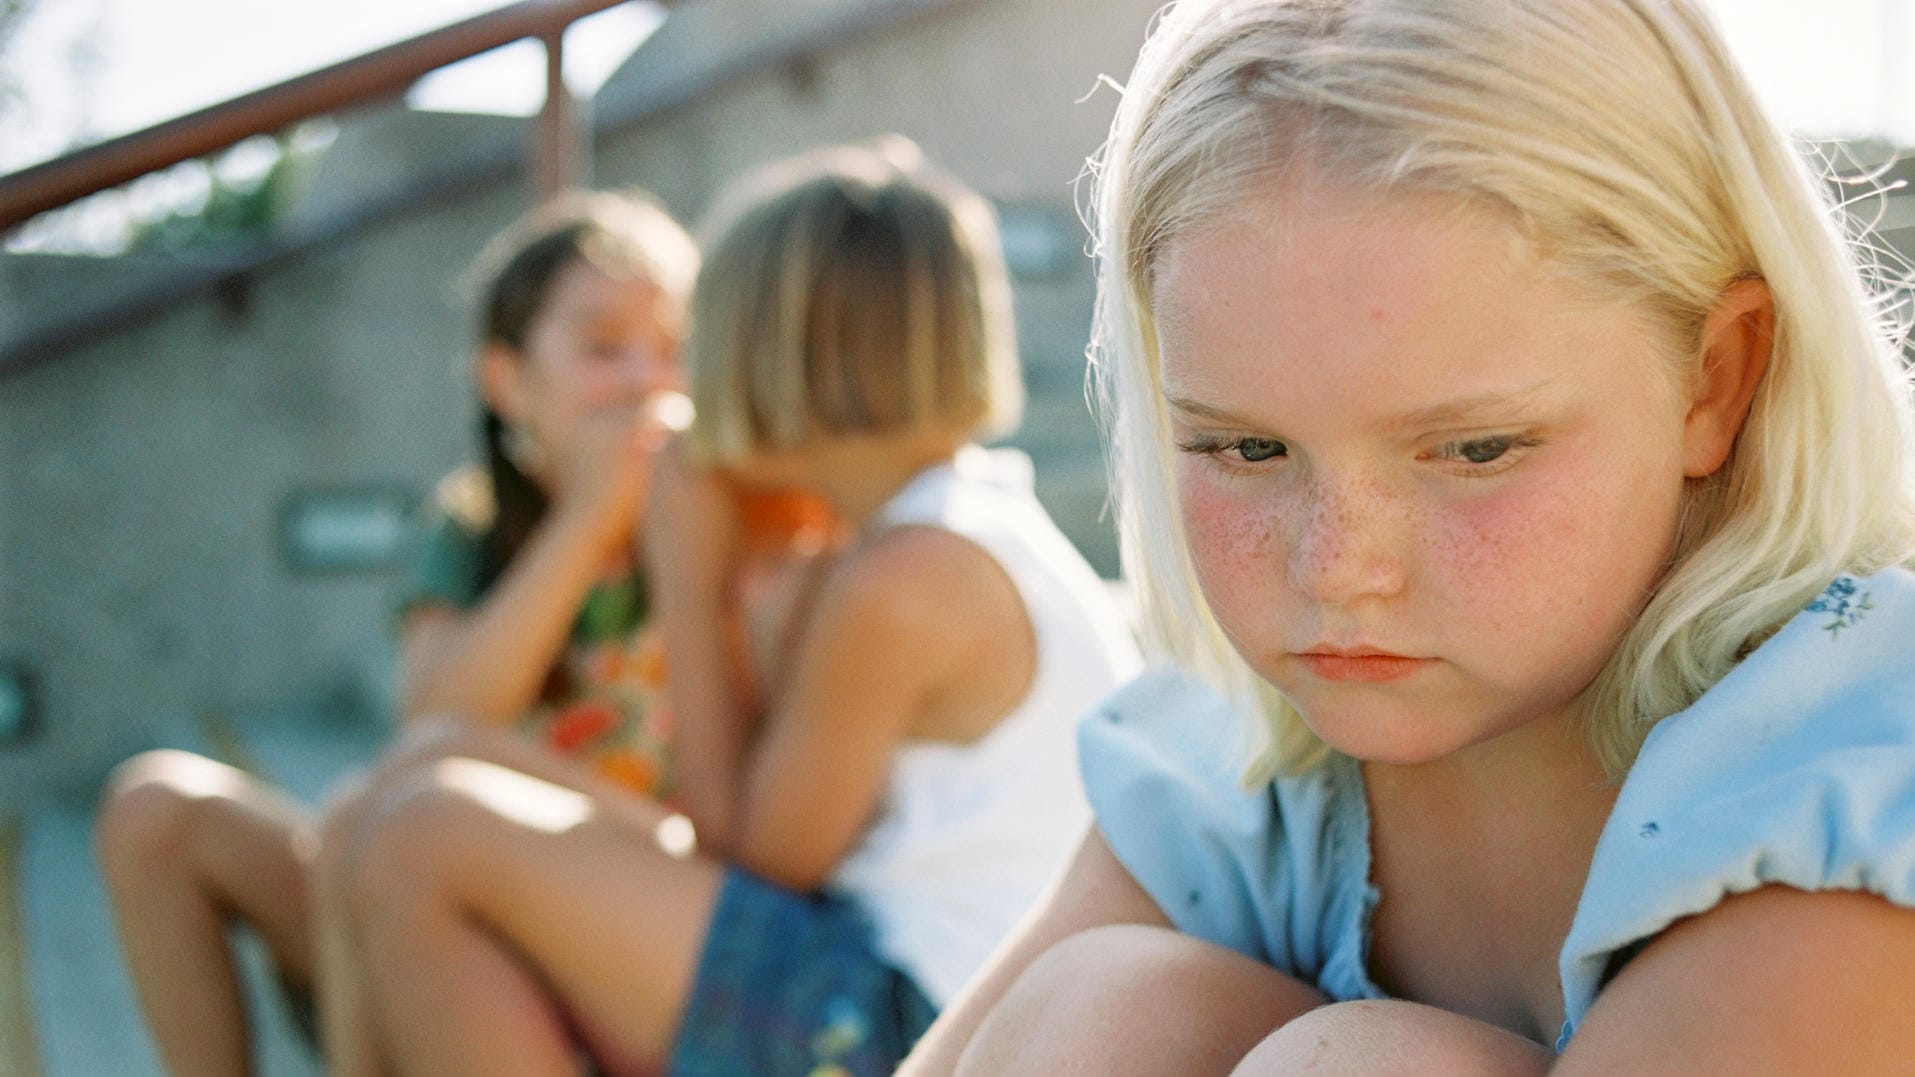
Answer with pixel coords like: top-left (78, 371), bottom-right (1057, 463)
top-left (1431, 434), bottom-right (1538, 469)
top-left (1455, 436), bottom-right (1512, 464)
top-left (1236, 437), bottom-right (1287, 462)
top-left (1175, 434), bottom-right (1288, 465)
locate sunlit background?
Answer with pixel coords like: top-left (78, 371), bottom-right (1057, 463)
top-left (0, 5), bottom-right (1909, 1073)
top-left (0, 0), bottom-right (659, 171)
top-left (1, 0), bottom-right (1909, 256)
top-left (1, 0), bottom-right (1911, 174)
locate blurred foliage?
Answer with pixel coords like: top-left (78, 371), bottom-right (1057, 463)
top-left (124, 140), bottom-right (298, 255)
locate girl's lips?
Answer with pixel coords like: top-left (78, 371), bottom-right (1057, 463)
top-left (1295, 652), bottom-right (1433, 683)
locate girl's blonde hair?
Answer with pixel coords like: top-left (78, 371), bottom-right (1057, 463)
top-left (684, 137), bottom-right (1022, 463)
top-left (1090, 0), bottom-right (1915, 779)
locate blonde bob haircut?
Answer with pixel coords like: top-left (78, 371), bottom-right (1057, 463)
top-left (1090, 0), bottom-right (1915, 780)
top-left (685, 137), bottom-right (1022, 463)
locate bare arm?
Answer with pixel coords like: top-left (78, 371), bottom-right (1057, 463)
top-left (900, 828), bottom-right (1174, 1076)
top-left (1231, 885), bottom-right (1915, 1076)
top-left (724, 525), bottom-right (1011, 888)
top-left (401, 509), bottom-right (624, 726)
top-left (644, 442), bottom-right (752, 848)
top-left (403, 402), bottom-right (661, 726)
top-left (1554, 885), bottom-right (1915, 1073)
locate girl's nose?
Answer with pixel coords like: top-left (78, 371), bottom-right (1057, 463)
top-left (619, 345), bottom-right (679, 397)
top-left (1285, 475), bottom-right (1408, 606)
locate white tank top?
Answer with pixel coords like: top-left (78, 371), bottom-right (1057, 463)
top-left (826, 445), bottom-right (1142, 1005)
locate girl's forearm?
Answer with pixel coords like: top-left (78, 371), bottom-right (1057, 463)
top-left (644, 445), bottom-right (755, 851)
top-left (654, 562), bottom-right (756, 854)
top-left (400, 507), bottom-right (617, 726)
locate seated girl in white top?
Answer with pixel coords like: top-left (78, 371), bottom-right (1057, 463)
top-left (317, 137), bottom-right (1139, 1075)
top-left (904, 0), bottom-right (1915, 1072)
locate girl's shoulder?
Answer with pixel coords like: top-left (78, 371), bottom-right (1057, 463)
top-left (1561, 566), bottom-right (1915, 1040)
top-left (825, 522), bottom-right (1024, 646)
top-left (394, 466), bottom-right (495, 616)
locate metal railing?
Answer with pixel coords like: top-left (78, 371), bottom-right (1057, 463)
top-left (0, 0), bottom-right (973, 377)
top-left (0, 0), bottom-right (642, 233)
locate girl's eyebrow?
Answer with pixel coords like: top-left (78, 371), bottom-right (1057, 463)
top-left (1162, 381), bottom-right (1560, 431)
top-left (1161, 393), bottom-right (1251, 425)
top-left (1383, 382), bottom-right (1559, 432)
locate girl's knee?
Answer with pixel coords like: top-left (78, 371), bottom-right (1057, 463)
top-left (95, 750), bottom-right (238, 878)
top-left (339, 773), bottom-right (466, 917)
top-left (1236, 1000), bottom-right (1553, 1077)
top-left (965, 925), bottom-right (1280, 1070)
top-left (342, 761), bottom-right (529, 918)
top-left (308, 774), bottom-right (375, 900)
top-left (1026, 924), bottom-right (1242, 1012)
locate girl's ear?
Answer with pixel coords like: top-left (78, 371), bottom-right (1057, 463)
top-left (1682, 277), bottom-right (1774, 479)
top-left (477, 341), bottom-right (528, 425)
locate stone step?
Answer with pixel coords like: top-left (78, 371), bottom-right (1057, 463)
top-left (7, 709), bottom-right (387, 1076)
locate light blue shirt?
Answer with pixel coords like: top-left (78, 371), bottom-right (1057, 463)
top-left (1080, 568), bottom-right (1915, 1051)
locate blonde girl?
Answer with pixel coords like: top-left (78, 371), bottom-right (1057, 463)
top-left (905, 0), bottom-right (1915, 1071)
top-left (319, 138), bottom-right (1140, 1076)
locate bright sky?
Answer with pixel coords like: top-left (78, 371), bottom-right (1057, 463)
top-left (0, 0), bottom-right (1910, 177)
top-left (0, 0), bottom-right (663, 173)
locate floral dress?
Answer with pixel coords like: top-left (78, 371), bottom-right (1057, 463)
top-left (519, 566), bottom-right (677, 798)
top-left (399, 467), bottom-right (836, 802)
top-left (398, 467), bottom-right (675, 799)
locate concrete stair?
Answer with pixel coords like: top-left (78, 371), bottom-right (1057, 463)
top-left (4, 708), bottom-right (388, 1076)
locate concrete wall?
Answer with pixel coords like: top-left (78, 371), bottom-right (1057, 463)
top-left (0, 182), bottom-right (519, 802)
top-left (0, 0), bottom-right (1164, 805)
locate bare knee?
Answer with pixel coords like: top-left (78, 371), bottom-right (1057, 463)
top-left (339, 772), bottom-right (463, 921)
top-left (95, 750), bottom-right (242, 885)
top-left (342, 760), bottom-right (542, 922)
top-left (308, 774), bottom-right (376, 906)
top-left (1234, 1000), bottom-right (1553, 1076)
top-left (961, 925), bottom-right (1320, 1076)
top-left (315, 722), bottom-right (531, 909)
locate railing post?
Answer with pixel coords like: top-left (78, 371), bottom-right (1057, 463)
top-left (533, 27), bottom-right (589, 202)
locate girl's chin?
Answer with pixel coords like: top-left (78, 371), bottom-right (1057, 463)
top-left (1295, 710), bottom-right (1481, 768)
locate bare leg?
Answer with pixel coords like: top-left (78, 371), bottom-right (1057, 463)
top-left (339, 756), bottom-right (722, 1076)
top-left (312, 718), bottom-right (692, 1076)
top-left (94, 750), bottom-right (314, 1077)
top-left (1230, 999), bottom-right (1554, 1076)
top-left (308, 774), bottom-right (392, 1077)
top-left (957, 924), bottom-right (1326, 1077)
top-left (309, 547), bottom-right (829, 1073)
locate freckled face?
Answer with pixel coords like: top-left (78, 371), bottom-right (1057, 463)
top-left (1152, 184), bottom-right (1691, 764)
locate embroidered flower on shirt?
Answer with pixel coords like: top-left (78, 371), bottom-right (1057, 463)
top-left (807, 996), bottom-right (870, 1074)
top-left (1807, 576), bottom-right (1874, 638)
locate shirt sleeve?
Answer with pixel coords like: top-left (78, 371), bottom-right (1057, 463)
top-left (1077, 666), bottom-right (1371, 989)
top-left (392, 508), bottom-right (485, 621)
top-left (1559, 569), bottom-right (1915, 1046)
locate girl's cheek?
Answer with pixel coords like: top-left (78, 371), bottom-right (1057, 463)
top-left (1176, 466), bottom-right (1284, 585)
top-left (1423, 476), bottom-right (1603, 638)
top-left (1425, 487), bottom-right (1527, 579)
